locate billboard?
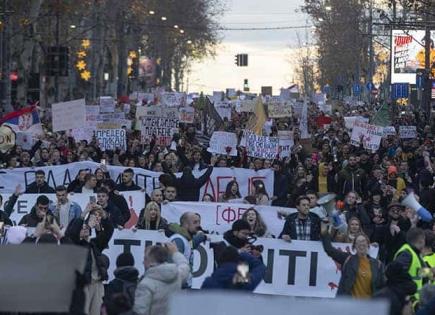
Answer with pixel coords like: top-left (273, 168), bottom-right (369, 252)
top-left (391, 30), bottom-right (435, 84)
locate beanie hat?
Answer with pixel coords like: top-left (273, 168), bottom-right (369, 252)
top-left (387, 166), bottom-right (397, 175)
top-left (116, 252), bottom-right (135, 268)
top-left (232, 219), bottom-right (251, 232)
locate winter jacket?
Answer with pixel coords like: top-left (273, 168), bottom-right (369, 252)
top-left (65, 217), bottom-right (114, 284)
top-left (175, 166), bottom-right (213, 201)
top-left (337, 165), bottom-right (367, 198)
top-left (105, 266), bottom-right (139, 313)
top-left (416, 297), bottom-right (435, 315)
top-left (0, 193), bottom-right (18, 225)
top-left (25, 181), bottom-right (56, 194)
top-left (201, 252), bottom-right (266, 291)
top-left (18, 206), bottom-right (55, 227)
top-left (211, 230), bottom-right (250, 266)
top-left (321, 234), bottom-right (384, 296)
top-left (133, 252), bottom-right (190, 315)
top-left (109, 191), bottom-right (131, 225)
top-left (115, 182), bottom-right (142, 192)
top-left (49, 201), bottom-right (82, 227)
top-left (279, 212), bottom-right (321, 241)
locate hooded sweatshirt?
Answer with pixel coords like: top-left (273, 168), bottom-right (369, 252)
top-left (133, 252), bottom-right (189, 315)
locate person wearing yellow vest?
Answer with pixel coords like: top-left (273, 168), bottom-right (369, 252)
top-left (394, 228), bottom-right (426, 303)
top-left (422, 230), bottom-right (435, 282)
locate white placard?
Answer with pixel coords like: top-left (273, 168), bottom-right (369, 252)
top-left (99, 96), bottom-right (115, 113)
top-left (344, 116), bottom-right (369, 130)
top-left (160, 92), bottom-right (186, 107)
top-left (243, 131), bottom-right (279, 159)
top-left (383, 126), bottom-right (397, 137)
top-left (51, 99), bottom-right (86, 132)
top-left (268, 103), bottom-right (292, 118)
top-left (95, 129), bottom-right (126, 151)
top-left (179, 107), bottom-right (195, 124)
top-left (350, 120), bottom-right (383, 151)
top-left (207, 132), bottom-right (238, 156)
top-left (399, 125), bottom-right (417, 138)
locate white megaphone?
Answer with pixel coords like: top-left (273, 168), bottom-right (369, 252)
top-left (401, 193), bottom-right (433, 222)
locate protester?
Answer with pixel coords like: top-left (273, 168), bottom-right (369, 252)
top-left (65, 205), bottom-right (114, 315)
top-left (101, 179), bottom-right (131, 225)
top-left (18, 195), bottom-right (53, 227)
top-left (241, 208), bottom-right (270, 238)
top-left (25, 170), bottom-right (55, 193)
top-left (116, 168), bottom-right (142, 191)
top-left (104, 252), bottom-right (139, 315)
top-left (133, 242), bottom-right (189, 315)
top-left (49, 185), bottom-right (82, 231)
top-left (136, 201), bottom-right (168, 230)
top-left (0, 184), bottom-right (22, 225)
top-left (75, 174), bottom-right (98, 193)
top-left (219, 179), bottom-right (242, 202)
top-left (279, 195), bottom-right (321, 241)
top-left (320, 222), bottom-right (384, 298)
top-left (201, 246), bottom-right (266, 291)
top-left (96, 187), bottom-right (124, 228)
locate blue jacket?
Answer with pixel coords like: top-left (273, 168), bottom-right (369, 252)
top-left (201, 253), bottom-right (266, 291)
top-left (49, 201), bottom-right (82, 226)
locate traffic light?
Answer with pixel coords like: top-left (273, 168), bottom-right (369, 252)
top-left (243, 79), bottom-right (249, 91)
top-left (235, 53), bottom-right (248, 67)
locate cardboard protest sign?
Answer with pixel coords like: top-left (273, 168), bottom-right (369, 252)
top-left (243, 131), bottom-right (279, 159)
top-left (138, 107), bottom-right (179, 145)
top-left (238, 99), bottom-right (256, 112)
top-left (399, 125), bottom-right (417, 138)
top-left (179, 107), bottom-right (195, 124)
top-left (277, 130), bottom-right (294, 158)
top-left (207, 131), bottom-right (238, 156)
top-left (383, 126), bottom-right (397, 137)
top-left (160, 92), bottom-right (186, 107)
top-left (268, 102), bottom-right (292, 118)
top-left (95, 129), bottom-right (126, 151)
top-left (350, 120), bottom-right (383, 151)
top-left (344, 116), bottom-right (369, 130)
top-left (214, 101), bottom-right (232, 120)
top-left (99, 96), bottom-right (115, 113)
top-left (51, 99), bottom-right (86, 132)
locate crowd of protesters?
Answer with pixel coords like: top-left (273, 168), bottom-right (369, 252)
top-left (0, 95), bottom-right (435, 315)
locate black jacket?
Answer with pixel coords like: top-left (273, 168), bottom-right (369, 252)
top-left (337, 165), bottom-right (367, 198)
top-left (65, 217), bottom-right (114, 284)
top-left (211, 230), bottom-right (250, 266)
top-left (105, 266), bottom-right (139, 307)
top-left (115, 182), bottom-right (141, 192)
top-left (0, 193), bottom-right (18, 225)
top-left (102, 202), bottom-right (124, 227)
top-left (109, 191), bottom-right (130, 225)
top-left (18, 206), bottom-right (55, 227)
top-left (321, 234), bottom-right (384, 296)
top-left (279, 212), bottom-right (321, 241)
top-left (25, 181), bottom-right (55, 194)
top-left (175, 166), bottom-right (213, 201)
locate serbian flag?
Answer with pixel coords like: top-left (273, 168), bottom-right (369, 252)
top-left (0, 105), bottom-right (43, 136)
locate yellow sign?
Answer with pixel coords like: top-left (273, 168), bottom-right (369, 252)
top-left (0, 125), bottom-right (16, 153)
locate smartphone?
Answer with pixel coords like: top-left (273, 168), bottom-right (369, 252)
top-left (100, 159), bottom-right (106, 165)
top-left (89, 196), bottom-right (96, 203)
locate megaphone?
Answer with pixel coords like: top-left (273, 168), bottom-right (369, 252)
top-left (317, 193), bottom-right (337, 217)
top-left (401, 193), bottom-right (433, 222)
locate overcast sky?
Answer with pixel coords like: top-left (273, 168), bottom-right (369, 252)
top-left (187, 0), bottom-right (310, 94)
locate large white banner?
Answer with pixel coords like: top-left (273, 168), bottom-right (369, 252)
top-left (0, 162), bottom-right (274, 201)
top-left (2, 191), bottom-right (145, 227)
top-left (162, 201), bottom-right (295, 237)
top-left (51, 99), bottom-right (86, 132)
top-left (350, 120), bottom-right (383, 151)
top-left (104, 230), bottom-right (378, 298)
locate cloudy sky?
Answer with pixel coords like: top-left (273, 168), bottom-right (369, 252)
top-left (187, 0), bottom-right (310, 94)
